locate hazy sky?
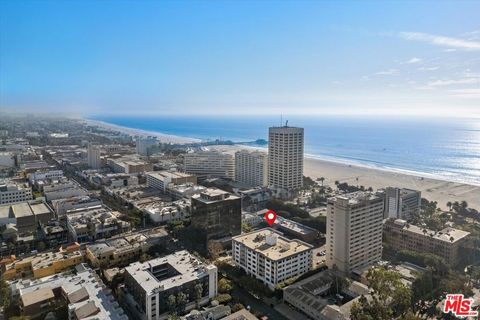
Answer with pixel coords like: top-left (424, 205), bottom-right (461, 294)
top-left (1, 1), bottom-right (479, 117)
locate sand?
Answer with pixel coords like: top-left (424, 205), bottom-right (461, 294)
top-left (209, 145), bottom-right (480, 211)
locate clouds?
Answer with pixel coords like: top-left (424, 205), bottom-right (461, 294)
top-left (399, 32), bottom-right (480, 51)
top-left (375, 69), bottom-right (400, 76)
top-left (406, 57), bottom-right (422, 64)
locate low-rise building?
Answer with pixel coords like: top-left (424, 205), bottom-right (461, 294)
top-left (383, 218), bottom-right (470, 266)
top-left (146, 171), bottom-right (197, 192)
top-left (85, 228), bottom-right (169, 268)
top-left (51, 196), bottom-right (103, 216)
top-left (43, 180), bottom-right (88, 201)
top-left (166, 183), bottom-right (207, 200)
top-left (108, 156), bottom-right (153, 174)
top-left (0, 181), bottom-right (33, 205)
top-left (283, 270), bottom-right (370, 320)
top-left (0, 200), bottom-right (55, 233)
top-left (66, 205), bottom-right (130, 243)
top-left (1, 243), bottom-right (83, 280)
top-left (15, 263), bottom-right (128, 319)
top-left (123, 250), bottom-right (218, 320)
top-left (232, 229), bottom-right (313, 289)
top-left (143, 199), bottom-right (191, 224)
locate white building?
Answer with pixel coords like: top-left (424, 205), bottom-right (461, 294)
top-left (0, 182), bottom-right (33, 205)
top-left (384, 187), bottom-right (421, 220)
top-left (146, 171), bottom-right (197, 192)
top-left (28, 169), bottom-right (64, 184)
top-left (232, 229), bottom-right (313, 289)
top-left (326, 192), bottom-right (384, 274)
top-left (184, 151), bottom-right (234, 180)
top-left (136, 136), bottom-right (157, 156)
top-left (87, 144), bottom-right (102, 169)
top-left (43, 180), bottom-right (88, 201)
top-left (123, 250), bottom-right (218, 320)
top-left (268, 125), bottom-right (304, 195)
top-left (143, 199), bottom-right (190, 224)
top-left (235, 150), bottom-right (268, 187)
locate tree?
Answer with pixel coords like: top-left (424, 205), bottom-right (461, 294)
top-left (194, 283), bottom-right (203, 308)
top-left (176, 292), bottom-right (188, 313)
top-left (242, 223), bottom-right (252, 233)
top-left (167, 294), bottom-right (176, 315)
top-left (231, 303), bottom-right (245, 312)
top-left (207, 240), bottom-right (223, 260)
top-left (446, 201), bottom-right (452, 211)
top-left (218, 278), bottom-right (232, 294)
top-left (0, 279), bottom-right (10, 310)
top-left (351, 268), bottom-right (412, 320)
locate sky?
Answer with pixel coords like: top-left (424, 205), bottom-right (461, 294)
top-left (1, 0), bottom-right (479, 117)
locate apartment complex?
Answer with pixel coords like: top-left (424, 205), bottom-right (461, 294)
top-left (268, 126), bottom-right (304, 195)
top-left (146, 171), bottom-right (197, 192)
top-left (87, 144), bottom-right (102, 169)
top-left (0, 181), bottom-right (33, 205)
top-left (384, 219), bottom-right (470, 266)
top-left (235, 150), bottom-right (268, 187)
top-left (1, 243), bottom-right (83, 280)
top-left (191, 188), bottom-right (241, 243)
top-left (326, 192), bottom-right (384, 274)
top-left (16, 263), bottom-right (128, 320)
top-left (384, 187), bottom-right (421, 220)
top-left (184, 151), bottom-right (234, 180)
top-left (108, 156), bottom-right (153, 174)
top-left (123, 250), bottom-right (218, 320)
top-left (232, 229), bottom-right (313, 289)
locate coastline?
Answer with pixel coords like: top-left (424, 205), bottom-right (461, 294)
top-left (83, 118), bottom-right (201, 144)
top-left (84, 117), bottom-right (480, 210)
top-left (210, 145), bottom-right (480, 210)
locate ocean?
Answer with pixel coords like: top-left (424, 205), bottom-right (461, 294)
top-left (90, 115), bottom-right (480, 186)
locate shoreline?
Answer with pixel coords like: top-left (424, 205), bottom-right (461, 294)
top-left (83, 118), bottom-right (480, 210)
top-left (209, 145), bottom-right (480, 210)
top-left (83, 118), bottom-right (201, 144)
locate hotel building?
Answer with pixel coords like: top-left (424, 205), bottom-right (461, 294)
top-left (384, 218), bottom-right (470, 266)
top-left (184, 151), bottom-right (234, 180)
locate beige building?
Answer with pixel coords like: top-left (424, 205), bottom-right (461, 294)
top-left (384, 187), bottom-right (421, 220)
top-left (235, 150), bottom-right (268, 187)
top-left (232, 229), bottom-right (313, 289)
top-left (146, 170), bottom-right (197, 192)
top-left (326, 192), bottom-right (384, 274)
top-left (268, 126), bottom-right (304, 195)
top-left (1, 243), bottom-right (83, 280)
top-left (383, 219), bottom-right (470, 266)
top-left (184, 151), bottom-right (234, 180)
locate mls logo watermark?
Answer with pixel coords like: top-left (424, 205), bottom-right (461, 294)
top-left (443, 294), bottom-right (478, 318)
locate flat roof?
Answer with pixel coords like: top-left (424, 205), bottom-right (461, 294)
top-left (390, 219), bottom-right (470, 243)
top-left (125, 250), bottom-right (214, 295)
top-left (232, 229), bottom-right (312, 261)
top-left (21, 287), bottom-right (54, 306)
top-left (147, 171), bottom-right (193, 179)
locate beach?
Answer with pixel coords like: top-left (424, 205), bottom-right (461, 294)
top-left (210, 145), bottom-right (480, 210)
top-left (83, 118), bottom-right (200, 144)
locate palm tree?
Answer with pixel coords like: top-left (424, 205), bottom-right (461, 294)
top-left (318, 177), bottom-right (325, 187)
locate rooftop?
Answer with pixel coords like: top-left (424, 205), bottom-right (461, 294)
top-left (125, 250), bottom-right (214, 295)
top-left (147, 171), bottom-right (194, 180)
top-left (329, 191), bottom-right (383, 206)
top-left (232, 229), bottom-right (312, 261)
top-left (390, 219), bottom-right (470, 243)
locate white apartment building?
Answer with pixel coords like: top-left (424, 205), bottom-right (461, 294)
top-left (124, 250), bottom-right (218, 320)
top-left (0, 182), bottom-right (33, 205)
top-left (384, 187), bottom-right (421, 220)
top-left (326, 192), bottom-right (384, 274)
top-left (268, 126), bottom-right (304, 194)
top-left (146, 171), bottom-right (197, 192)
top-left (235, 150), bottom-right (268, 187)
top-left (184, 151), bottom-right (234, 180)
top-left (232, 229), bottom-right (313, 289)
top-left (87, 144), bottom-right (101, 169)
top-left (136, 136), bottom-right (157, 156)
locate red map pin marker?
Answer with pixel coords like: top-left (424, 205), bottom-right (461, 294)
top-left (264, 210), bottom-right (277, 226)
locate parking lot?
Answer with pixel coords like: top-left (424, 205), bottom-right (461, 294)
top-left (312, 245), bottom-right (327, 268)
